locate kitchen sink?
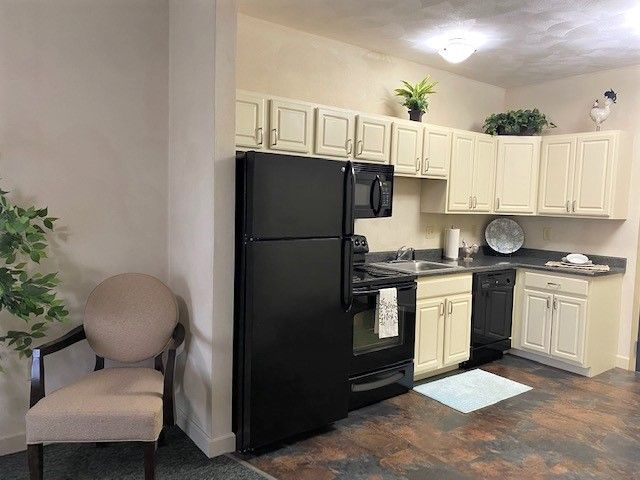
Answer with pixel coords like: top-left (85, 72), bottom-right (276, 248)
top-left (371, 260), bottom-right (457, 274)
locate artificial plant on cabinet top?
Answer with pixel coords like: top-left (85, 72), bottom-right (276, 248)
top-left (394, 75), bottom-right (438, 121)
top-left (0, 187), bottom-right (67, 371)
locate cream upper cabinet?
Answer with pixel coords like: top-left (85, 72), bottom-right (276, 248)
top-left (550, 294), bottom-right (587, 364)
top-left (520, 289), bottom-right (553, 354)
top-left (415, 298), bottom-right (444, 373)
top-left (236, 91), bottom-right (266, 148)
top-left (354, 114), bottom-right (392, 163)
top-left (447, 130), bottom-right (475, 211)
top-left (472, 134), bottom-right (496, 212)
top-left (422, 125), bottom-right (452, 178)
top-left (442, 293), bottom-right (472, 366)
top-left (391, 121), bottom-right (423, 175)
top-left (269, 99), bottom-right (314, 154)
top-left (538, 136), bottom-right (576, 215)
top-left (494, 136), bottom-right (541, 214)
top-left (572, 132), bottom-right (615, 217)
top-left (314, 107), bottom-right (355, 158)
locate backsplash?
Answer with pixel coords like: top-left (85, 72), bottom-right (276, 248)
top-left (354, 177), bottom-right (489, 252)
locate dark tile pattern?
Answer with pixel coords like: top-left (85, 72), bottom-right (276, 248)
top-left (239, 356), bottom-right (640, 479)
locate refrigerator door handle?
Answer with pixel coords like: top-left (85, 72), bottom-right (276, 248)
top-left (343, 162), bottom-right (355, 236)
top-left (341, 238), bottom-right (354, 312)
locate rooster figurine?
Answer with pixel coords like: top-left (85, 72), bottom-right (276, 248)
top-left (590, 90), bottom-right (617, 131)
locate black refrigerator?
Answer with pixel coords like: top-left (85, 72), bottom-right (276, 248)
top-left (234, 151), bottom-right (355, 451)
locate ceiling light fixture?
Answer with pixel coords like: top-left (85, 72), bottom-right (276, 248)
top-left (438, 38), bottom-right (477, 63)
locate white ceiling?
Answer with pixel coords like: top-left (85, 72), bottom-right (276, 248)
top-left (238, 0), bottom-right (640, 87)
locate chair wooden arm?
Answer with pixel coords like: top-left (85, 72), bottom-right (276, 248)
top-left (30, 325), bottom-right (87, 407)
top-left (163, 323), bottom-right (185, 427)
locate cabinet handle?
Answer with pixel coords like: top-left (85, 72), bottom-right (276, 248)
top-left (553, 298), bottom-right (558, 310)
top-left (469, 196), bottom-right (473, 209)
top-left (425, 157), bottom-right (430, 172)
top-left (496, 197), bottom-right (501, 210)
top-left (416, 158), bottom-right (421, 172)
top-left (346, 138), bottom-right (353, 155)
top-left (256, 127), bottom-right (263, 145)
top-left (448, 300), bottom-right (453, 315)
top-left (439, 302), bottom-right (445, 316)
top-left (473, 196), bottom-right (477, 209)
top-left (565, 200), bottom-right (570, 213)
top-left (546, 297), bottom-right (551, 309)
top-left (547, 282), bottom-right (560, 288)
top-left (357, 140), bottom-right (364, 156)
top-left (572, 200), bottom-right (576, 212)
top-left (271, 128), bottom-right (278, 146)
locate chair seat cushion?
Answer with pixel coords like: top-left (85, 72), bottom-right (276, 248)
top-left (26, 368), bottom-right (163, 444)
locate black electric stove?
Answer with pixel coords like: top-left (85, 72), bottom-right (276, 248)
top-left (351, 236), bottom-right (415, 289)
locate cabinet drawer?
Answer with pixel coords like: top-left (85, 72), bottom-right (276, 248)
top-left (523, 271), bottom-right (588, 296)
top-left (417, 274), bottom-right (472, 299)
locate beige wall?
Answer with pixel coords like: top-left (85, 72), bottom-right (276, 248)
top-left (505, 65), bottom-right (640, 367)
top-left (169, 0), bottom-right (237, 457)
top-left (0, 0), bottom-right (169, 454)
top-left (236, 14), bottom-right (505, 252)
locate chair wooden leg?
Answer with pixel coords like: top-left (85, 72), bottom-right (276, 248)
top-left (144, 441), bottom-right (156, 480)
top-left (28, 444), bottom-right (43, 480)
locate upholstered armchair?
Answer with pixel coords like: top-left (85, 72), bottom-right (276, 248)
top-left (25, 274), bottom-right (185, 480)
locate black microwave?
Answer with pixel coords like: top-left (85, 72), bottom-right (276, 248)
top-left (352, 162), bottom-right (394, 218)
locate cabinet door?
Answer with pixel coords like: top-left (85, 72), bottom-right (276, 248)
top-left (391, 121), bottom-right (423, 175)
top-left (269, 99), bottom-right (313, 153)
top-left (520, 289), bottom-right (553, 354)
top-left (494, 137), bottom-right (541, 214)
top-left (442, 293), bottom-right (472, 366)
top-left (314, 108), bottom-right (355, 158)
top-left (354, 115), bottom-right (391, 163)
top-left (538, 136), bottom-right (576, 215)
top-left (572, 133), bottom-right (615, 217)
top-left (550, 294), bottom-right (587, 364)
top-left (447, 131), bottom-right (475, 212)
top-left (472, 134), bottom-right (496, 212)
top-left (236, 92), bottom-right (265, 148)
top-left (422, 125), bottom-right (451, 178)
top-left (415, 298), bottom-right (445, 374)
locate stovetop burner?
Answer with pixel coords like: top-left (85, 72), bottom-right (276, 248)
top-left (352, 263), bottom-right (415, 289)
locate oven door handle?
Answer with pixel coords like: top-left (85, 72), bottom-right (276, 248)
top-left (351, 371), bottom-right (405, 392)
top-left (354, 284), bottom-right (416, 296)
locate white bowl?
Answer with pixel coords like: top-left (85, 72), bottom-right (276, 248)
top-left (565, 253), bottom-right (590, 265)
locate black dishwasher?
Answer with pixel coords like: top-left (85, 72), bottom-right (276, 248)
top-left (462, 270), bottom-right (515, 368)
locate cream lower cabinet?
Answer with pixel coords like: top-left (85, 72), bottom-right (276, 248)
top-left (512, 270), bottom-right (622, 377)
top-left (414, 273), bottom-right (472, 379)
top-left (494, 136), bottom-right (541, 214)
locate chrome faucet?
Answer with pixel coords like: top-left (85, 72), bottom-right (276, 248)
top-left (395, 245), bottom-right (415, 261)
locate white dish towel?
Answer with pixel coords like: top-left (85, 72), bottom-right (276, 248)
top-left (374, 287), bottom-right (398, 338)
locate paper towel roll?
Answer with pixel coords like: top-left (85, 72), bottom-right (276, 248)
top-left (444, 228), bottom-right (460, 260)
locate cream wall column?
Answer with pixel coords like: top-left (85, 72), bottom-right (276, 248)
top-left (168, 0), bottom-right (237, 457)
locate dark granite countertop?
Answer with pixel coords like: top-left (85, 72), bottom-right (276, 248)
top-left (365, 247), bottom-right (626, 278)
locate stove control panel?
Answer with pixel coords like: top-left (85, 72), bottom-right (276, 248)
top-left (352, 235), bottom-right (369, 254)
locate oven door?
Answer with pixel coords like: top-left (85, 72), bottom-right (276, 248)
top-left (353, 163), bottom-right (393, 218)
top-left (350, 282), bottom-right (416, 376)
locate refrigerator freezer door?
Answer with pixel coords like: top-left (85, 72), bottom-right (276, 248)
top-left (241, 152), bottom-right (349, 239)
top-left (238, 238), bottom-right (351, 450)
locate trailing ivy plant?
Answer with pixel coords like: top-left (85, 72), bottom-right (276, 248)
top-left (0, 187), bottom-right (68, 370)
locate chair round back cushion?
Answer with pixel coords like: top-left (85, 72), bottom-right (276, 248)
top-left (84, 273), bottom-right (178, 363)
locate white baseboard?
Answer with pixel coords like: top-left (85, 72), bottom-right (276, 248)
top-left (615, 355), bottom-right (631, 370)
top-left (176, 408), bottom-right (236, 458)
top-left (0, 431), bottom-right (26, 456)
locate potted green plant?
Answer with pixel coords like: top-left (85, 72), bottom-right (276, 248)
top-left (394, 76), bottom-right (438, 121)
top-left (483, 109), bottom-right (556, 135)
top-left (0, 187), bottom-right (68, 370)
